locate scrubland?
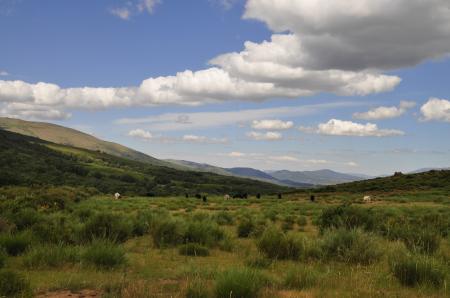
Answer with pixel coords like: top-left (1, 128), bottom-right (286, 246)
top-left (0, 187), bottom-right (448, 298)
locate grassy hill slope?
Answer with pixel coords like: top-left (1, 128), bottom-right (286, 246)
top-left (0, 117), bottom-right (181, 168)
top-left (314, 170), bottom-right (450, 193)
top-left (0, 129), bottom-right (289, 196)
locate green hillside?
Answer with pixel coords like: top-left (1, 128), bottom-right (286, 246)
top-left (314, 170), bottom-right (450, 193)
top-left (0, 117), bottom-right (182, 169)
top-left (0, 129), bottom-right (289, 196)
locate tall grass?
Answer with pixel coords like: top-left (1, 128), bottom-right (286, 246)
top-left (185, 278), bottom-right (210, 298)
top-left (257, 226), bottom-right (305, 260)
top-left (151, 217), bottom-right (185, 248)
top-left (0, 232), bottom-right (32, 256)
top-left (389, 247), bottom-right (447, 288)
top-left (0, 249), bottom-right (6, 268)
top-left (23, 243), bottom-right (81, 268)
top-left (284, 266), bottom-right (319, 290)
top-left (81, 212), bottom-right (133, 243)
top-left (82, 239), bottom-right (126, 269)
top-left (0, 270), bottom-right (31, 297)
top-left (215, 268), bottom-right (265, 298)
top-left (321, 229), bottom-right (383, 265)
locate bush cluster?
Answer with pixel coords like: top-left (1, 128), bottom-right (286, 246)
top-left (257, 227), bottom-right (305, 260)
top-left (389, 248), bottom-right (447, 288)
top-left (321, 229), bottom-right (382, 265)
top-left (215, 268), bottom-right (265, 298)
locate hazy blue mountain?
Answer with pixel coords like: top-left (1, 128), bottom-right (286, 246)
top-left (269, 169), bottom-right (367, 185)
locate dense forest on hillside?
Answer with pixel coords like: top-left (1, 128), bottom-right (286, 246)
top-left (0, 129), bottom-right (289, 196)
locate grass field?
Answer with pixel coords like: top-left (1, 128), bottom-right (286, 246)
top-left (1, 190), bottom-right (449, 298)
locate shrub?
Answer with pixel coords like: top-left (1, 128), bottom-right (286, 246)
top-left (214, 211), bottom-right (234, 225)
top-left (184, 221), bottom-right (224, 247)
top-left (32, 215), bottom-right (80, 244)
top-left (257, 227), bottom-right (304, 260)
top-left (23, 244), bottom-right (81, 268)
top-left (237, 218), bottom-right (255, 238)
top-left (215, 268), bottom-right (265, 298)
top-left (83, 240), bottom-right (126, 269)
top-left (389, 249), bottom-right (447, 288)
top-left (0, 270), bottom-right (30, 297)
top-left (11, 208), bottom-right (41, 230)
top-left (218, 234), bottom-right (234, 252)
top-left (385, 225), bottom-right (441, 255)
top-left (151, 218), bottom-right (185, 248)
top-left (318, 204), bottom-right (376, 232)
top-left (297, 216), bottom-right (308, 227)
top-left (284, 266), bottom-right (319, 290)
top-left (0, 217), bottom-right (15, 234)
top-left (179, 243), bottom-right (210, 257)
top-left (81, 212), bottom-right (133, 243)
top-left (321, 229), bottom-right (382, 265)
top-left (133, 209), bottom-right (169, 237)
top-left (0, 232), bottom-right (32, 256)
top-left (0, 249), bottom-right (6, 268)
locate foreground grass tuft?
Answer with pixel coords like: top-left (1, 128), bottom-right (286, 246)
top-left (215, 267), bottom-right (265, 298)
top-left (321, 228), bottom-right (383, 265)
top-left (0, 232), bottom-right (32, 256)
top-left (0, 270), bottom-right (30, 297)
top-left (389, 248), bottom-right (447, 288)
top-left (82, 239), bottom-right (126, 269)
top-left (23, 243), bottom-right (81, 268)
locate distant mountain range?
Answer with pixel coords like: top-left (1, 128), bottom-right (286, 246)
top-left (166, 160), bottom-right (367, 187)
top-left (1, 117), bottom-right (446, 188)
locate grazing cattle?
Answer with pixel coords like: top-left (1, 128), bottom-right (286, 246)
top-left (310, 195), bottom-right (315, 202)
top-left (202, 195), bottom-right (207, 203)
top-left (114, 193), bottom-right (121, 200)
top-left (363, 195), bottom-right (372, 203)
top-left (278, 193), bottom-right (282, 199)
top-left (185, 193), bottom-right (189, 198)
top-left (224, 194), bottom-right (231, 200)
top-left (256, 193), bottom-right (261, 199)
top-left (195, 194), bottom-right (202, 199)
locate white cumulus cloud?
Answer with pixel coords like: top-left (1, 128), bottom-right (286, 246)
top-left (182, 134), bottom-right (228, 144)
top-left (301, 119), bottom-right (405, 137)
top-left (247, 131), bottom-right (283, 141)
top-left (110, 0), bottom-right (161, 20)
top-left (251, 119), bottom-right (293, 130)
top-left (128, 129), bottom-right (153, 140)
top-left (420, 98), bottom-right (450, 122)
top-left (353, 100), bottom-right (416, 120)
top-left (3, 0), bottom-right (450, 120)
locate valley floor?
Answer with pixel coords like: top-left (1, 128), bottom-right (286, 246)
top-left (1, 191), bottom-right (449, 298)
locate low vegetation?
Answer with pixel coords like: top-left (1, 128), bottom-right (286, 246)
top-left (0, 129), bottom-right (449, 297)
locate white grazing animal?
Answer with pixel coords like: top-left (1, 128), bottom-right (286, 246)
top-left (224, 194), bottom-right (230, 200)
top-left (363, 195), bottom-right (372, 203)
top-left (114, 193), bottom-right (121, 200)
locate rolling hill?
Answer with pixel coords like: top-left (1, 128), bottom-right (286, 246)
top-left (314, 170), bottom-right (450, 193)
top-left (0, 117), bottom-right (178, 168)
top-left (0, 129), bottom-right (289, 196)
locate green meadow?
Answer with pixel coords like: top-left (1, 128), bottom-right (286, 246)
top-left (1, 189), bottom-right (449, 298)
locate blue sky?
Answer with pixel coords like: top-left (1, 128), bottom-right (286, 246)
top-left (1, 0), bottom-right (450, 175)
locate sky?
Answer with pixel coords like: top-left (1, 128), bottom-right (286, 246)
top-left (1, 0), bottom-right (450, 176)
